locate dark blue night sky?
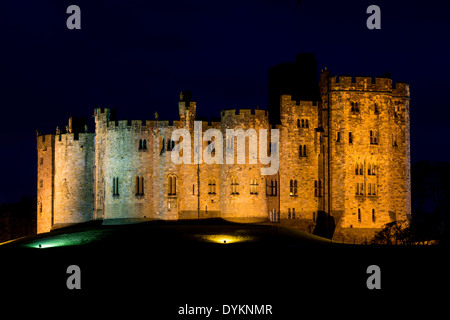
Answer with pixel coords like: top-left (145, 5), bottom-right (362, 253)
top-left (0, 0), bottom-right (449, 204)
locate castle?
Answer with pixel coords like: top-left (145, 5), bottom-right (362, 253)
top-left (36, 55), bottom-right (411, 242)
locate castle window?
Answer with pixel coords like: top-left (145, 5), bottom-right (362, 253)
top-left (168, 175), bottom-right (177, 196)
top-left (358, 209), bottom-right (361, 223)
top-left (139, 139), bottom-right (143, 150)
top-left (288, 208), bottom-right (291, 219)
top-left (349, 132), bottom-right (353, 144)
top-left (113, 177), bottom-right (119, 196)
top-left (143, 139), bottom-right (147, 150)
top-left (136, 176), bottom-right (144, 196)
top-left (314, 180), bottom-right (318, 197)
top-left (305, 119), bottom-right (309, 128)
top-left (292, 208), bottom-right (295, 219)
top-left (360, 163), bottom-right (363, 176)
top-left (270, 180), bottom-right (274, 196)
top-left (356, 183), bottom-right (359, 195)
top-left (301, 119), bottom-right (305, 128)
top-left (297, 119), bottom-right (300, 128)
top-left (290, 180), bottom-right (293, 196)
top-left (374, 103), bottom-right (379, 114)
top-left (294, 180), bottom-right (298, 196)
top-left (351, 102), bottom-right (360, 113)
top-left (274, 180), bottom-right (278, 196)
top-left (299, 145), bottom-right (303, 157)
top-left (368, 183), bottom-right (372, 195)
top-left (250, 178), bottom-right (258, 195)
top-left (208, 179), bottom-right (216, 194)
top-left (372, 209), bottom-right (376, 222)
top-left (231, 177), bottom-right (239, 195)
top-left (368, 163), bottom-right (372, 176)
top-left (303, 145), bottom-right (307, 157)
top-left (359, 183), bottom-right (364, 195)
top-left (370, 130), bottom-right (379, 145)
top-left (336, 132), bottom-right (340, 143)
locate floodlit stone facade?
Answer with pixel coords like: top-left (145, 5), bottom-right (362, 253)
top-left (37, 69), bottom-right (410, 242)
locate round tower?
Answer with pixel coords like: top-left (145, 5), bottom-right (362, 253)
top-left (53, 131), bottom-right (95, 227)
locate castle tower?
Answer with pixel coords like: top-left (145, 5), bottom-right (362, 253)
top-left (219, 109), bottom-right (270, 221)
top-left (278, 96), bottom-right (320, 225)
top-left (53, 121), bottom-right (95, 227)
top-left (319, 70), bottom-right (411, 241)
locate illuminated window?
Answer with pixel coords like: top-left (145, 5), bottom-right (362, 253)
top-left (290, 180), bottom-right (294, 196)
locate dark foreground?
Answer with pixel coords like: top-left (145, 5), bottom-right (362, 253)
top-left (0, 219), bottom-right (447, 317)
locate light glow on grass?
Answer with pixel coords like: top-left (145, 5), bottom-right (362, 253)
top-left (22, 230), bottom-right (109, 249)
top-left (199, 234), bottom-right (256, 244)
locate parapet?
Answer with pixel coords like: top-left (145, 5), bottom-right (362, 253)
top-left (221, 108), bottom-right (268, 118)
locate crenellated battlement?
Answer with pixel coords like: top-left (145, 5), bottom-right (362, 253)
top-left (56, 132), bottom-right (94, 143)
top-left (323, 74), bottom-right (410, 97)
top-left (221, 108), bottom-right (268, 118)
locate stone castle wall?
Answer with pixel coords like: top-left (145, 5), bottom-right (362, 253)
top-left (37, 74), bottom-right (411, 243)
